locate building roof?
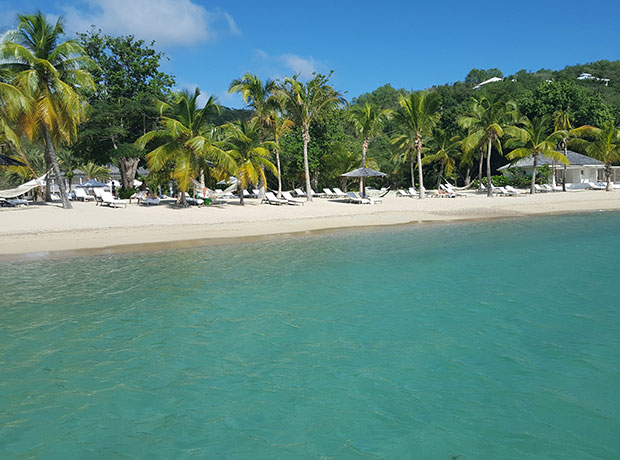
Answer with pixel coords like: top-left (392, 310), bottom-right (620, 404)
top-left (498, 150), bottom-right (605, 170)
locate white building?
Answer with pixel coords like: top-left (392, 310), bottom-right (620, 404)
top-left (498, 150), bottom-right (620, 189)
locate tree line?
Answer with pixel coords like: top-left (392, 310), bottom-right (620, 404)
top-left (1, 12), bottom-right (620, 209)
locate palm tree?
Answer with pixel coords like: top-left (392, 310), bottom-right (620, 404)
top-left (135, 89), bottom-right (234, 206)
top-left (228, 74), bottom-right (277, 198)
top-left (421, 129), bottom-right (461, 189)
top-left (79, 161), bottom-right (111, 180)
top-left (459, 96), bottom-right (517, 197)
top-left (392, 91), bottom-right (441, 198)
top-left (282, 73), bottom-right (345, 202)
top-left (570, 122), bottom-right (620, 191)
top-left (0, 12), bottom-right (97, 209)
top-left (347, 102), bottom-right (392, 197)
top-left (267, 108), bottom-right (293, 198)
top-left (554, 110), bottom-right (573, 191)
top-left (0, 82), bottom-right (28, 154)
top-left (222, 119), bottom-right (277, 206)
top-left (505, 115), bottom-right (569, 194)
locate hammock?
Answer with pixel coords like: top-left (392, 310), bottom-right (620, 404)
top-left (0, 171), bottom-right (49, 198)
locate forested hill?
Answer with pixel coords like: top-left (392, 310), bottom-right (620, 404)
top-left (354, 60), bottom-right (620, 130)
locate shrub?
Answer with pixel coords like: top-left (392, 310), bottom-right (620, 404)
top-left (118, 187), bottom-right (136, 199)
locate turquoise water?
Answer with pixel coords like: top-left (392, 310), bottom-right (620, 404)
top-left (1, 213), bottom-right (620, 459)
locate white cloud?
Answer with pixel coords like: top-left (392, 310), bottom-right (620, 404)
top-left (281, 54), bottom-right (318, 79)
top-left (62, 0), bottom-right (240, 47)
top-left (254, 50), bottom-right (321, 80)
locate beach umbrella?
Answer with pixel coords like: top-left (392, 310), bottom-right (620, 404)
top-left (76, 179), bottom-right (107, 188)
top-left (0, 154), bottom-right (26, 167)
top-left (341, 167), bottom-right (387, 197)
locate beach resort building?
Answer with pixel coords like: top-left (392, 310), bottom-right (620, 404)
top-left (498, 150), bottom-right (620, 188)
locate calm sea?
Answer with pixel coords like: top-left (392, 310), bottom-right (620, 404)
top-left (1, 213), bottom-right (619, 459)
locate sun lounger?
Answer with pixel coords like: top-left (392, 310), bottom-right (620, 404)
top-left (282, 191), bottom-right (304, 205)
top-left (587, 182), bottom-right (606, 190)
top-left (533, 184), bottom-right (547, 193)
top-left (541, 184), bottom-right (556, 192)
top-left (396, 189), bottom-right (413, 197)
top-left (323, 188), bottom-right (337, 198)
top-left (332, 187), bottom-right (348, 199)
top-left (264, 191), bottom-right (288, 205)
top-left (309, 188), bottom-right (323, 198)
top-left (505, 185), bottom-right (524, 196)
top-left (140, 197), bottom-right (160, 206)
top-left (74, 188), bottom-right (95, 201)
top-left (99, 191), bottom-right (128, 208)
top-left (359, 192), bottom-right (381, 204)
top-left (346, 192), bottom-right (371, 204)
top-left (441, 184), bottom-right (467, 197)
top-left (293, 188), bottom-right (307, 197)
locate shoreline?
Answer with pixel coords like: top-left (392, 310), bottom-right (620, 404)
top-left (1, 191), bottom-right (619, 261)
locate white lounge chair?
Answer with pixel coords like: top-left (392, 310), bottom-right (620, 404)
top-left (346, 192), bottom-right (371, 204)
top-left (74, 188), bottom-right (95, 201)
top-left (533, 184), bottom-right (547, 193)
top-left (264, 191), bottom-right (288, 205)
top-left (294, 188), bottom-right (307, 197)
top-left (323, 188), bottom-right (336, 198)
top-left (587, 182), bottom-right (606, 190)
top-left (282, 191), bottom-right (304, 205)
top-left (140, 197), bottom-right (160, 206)
top-left (332, 187), bottom-right (348, 199)
top-left (505, 185), bottom-right (524, 196)
top-left (359, 192), bottom-right (381, 204)
top-left (442, 184), bottom-right (467, 197)
top-left (396, 189), bottom-right (413, 197)
top-left (99, 191), bottom-right (128, 208)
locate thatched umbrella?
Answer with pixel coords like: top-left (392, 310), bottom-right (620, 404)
top-left (0, 153), bottom-right (26, 167)
top-left (341, 167), bottom-right (386, 197)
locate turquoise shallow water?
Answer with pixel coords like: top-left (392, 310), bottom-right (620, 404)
top-left (1, 212), bottom-right (620, 459)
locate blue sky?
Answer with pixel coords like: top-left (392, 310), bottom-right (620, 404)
top-left (1, 0), bottom-right (619, 108)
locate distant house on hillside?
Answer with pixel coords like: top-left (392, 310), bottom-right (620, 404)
top-left (498, 150), bottom-right (620, 189)
top-left (473, 77), bottom-right (503, 90)
top-left (577, 73), bottom-right (610, 86)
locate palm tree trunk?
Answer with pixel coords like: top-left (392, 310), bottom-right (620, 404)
top-left (478, 146), bottom-right (484, 191)
top-left (436, 163), bottom-right (444, 189)
top-left (303, 125), bottom-right (312, 202)
top-left (562, 143), bottom-right (568, 192)
top-left (180, 191), bottom-right (187, 207)
top-left (486, 138), bottom-right (493, 197)
top-left (417, 140), bottom-right (424, 199)
top-left (605, 163), bottom-right (612, 191)
top-left (238, 182), bottom-right (244, 206)
top-left (551, 159), bottom-right (556, 187)
top-left (410, 149), bottom-right (415, 189)
top-left (275, 149), bottom-right (282, 198)
top-left (530, 154), bottom-right (539, 194)
top-left (41, 123), bottom-right (72, 209)
top-left (360, 138), bottom-right (368, 197)
top-left (465, 168), bottom-right (471, 186)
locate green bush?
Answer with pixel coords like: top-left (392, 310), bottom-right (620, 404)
top-left (118, 187), bottom-right (136, 199)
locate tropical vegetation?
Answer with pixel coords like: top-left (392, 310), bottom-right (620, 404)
top-left (2, 11), bottom-right (620, 203)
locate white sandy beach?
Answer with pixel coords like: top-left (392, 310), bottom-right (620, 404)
top-left (1, 190), bottom-right (619, 258)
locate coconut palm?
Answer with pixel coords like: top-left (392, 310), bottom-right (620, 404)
top-left (228, 74), bottom-right (278, 198)
top-left (505, 115), bottom-right (569, 194)
top-left (421, 129), bottom-right (461, 189)
top-left (221, 119), bottom-right (277, 206)
top-left (135, 89), bottom-right (234, 206)
top-left (79, 161), bottom-right (110, 180)
top-left (347, 102), bottom-right (392, 197)
top-left (570, 122), bottom-right (620, 191)
top-left (391, 91), bottom-right (441, 198)
top-left (0, 12), bottom-right (97, 208)
top-left (554, 110), bottom-right (573, 191)
top-left (0, 82), bottom-right (29, 154)
top-left (459, 96), bottom-right (518, 197)
top-left (282, 73), bottom-right (345, 202)
top-left (267, 108), bottom-right (294, 197)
